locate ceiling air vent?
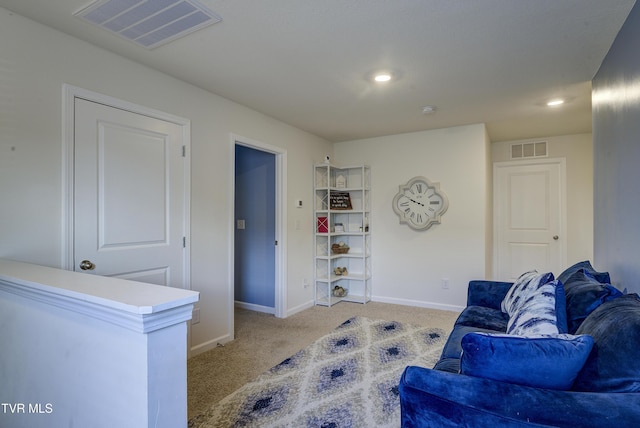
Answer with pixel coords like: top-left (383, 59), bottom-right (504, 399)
top-left (511, 141), bottom-right (548, 160)
top-left (74, 0), bottom-right (222, 49)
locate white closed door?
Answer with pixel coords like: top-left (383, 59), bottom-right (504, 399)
top-left (74, 98), bottom-right (188, 287)
top-left (494, 159), bottom-right (566, 281)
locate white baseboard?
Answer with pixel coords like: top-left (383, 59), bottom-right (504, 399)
top-left (372, 295), bottom-right (464, 313)
top-left (234, 300), bottom-right (275, 314)
top-left (285, 300), bottom-right (314, 318)
top-left (189, 333), bottom-right (232, 357)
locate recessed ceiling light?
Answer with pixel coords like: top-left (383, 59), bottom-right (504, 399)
top-left (421, 105), bottom-right (437, 115)
top-left (547, 99), bottom-right (565, 107)
top-left (374, 73), bottom-right (392, 83)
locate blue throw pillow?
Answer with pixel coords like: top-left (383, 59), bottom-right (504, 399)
top-left (461, 332), bottom-right (594, 390)
top-left (574, 294), bottom-right (640, 392)
top-left (557, 260), bottom-right (611, 285)
top-left (563, 269), bottom-right (623, 334)
top-left (555, 281), bottom-right (568, 334)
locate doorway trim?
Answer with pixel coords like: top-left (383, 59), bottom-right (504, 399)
top-left (230, 134), bottom-right (287, 322)
top-left (61, 84), bottom-right (191, 291)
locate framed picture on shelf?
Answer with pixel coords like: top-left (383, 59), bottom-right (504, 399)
top-left (334, 223), bottom-right (344, 233)
top-left (330, 192), bottom-right (352, 210)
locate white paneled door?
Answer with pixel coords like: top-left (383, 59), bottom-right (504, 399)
top-left (494, 159), bottom-right (566, 281)
top-left (73, 97), bottom-right (188, 288)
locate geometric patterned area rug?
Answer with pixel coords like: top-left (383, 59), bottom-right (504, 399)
top-left (188, 316), bottom-right (448, 428)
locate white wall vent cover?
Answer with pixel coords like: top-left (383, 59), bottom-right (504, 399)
top-left (511, 141), bottom-right (548, 160)
top-left (74, 0), bottom-right (222, 49)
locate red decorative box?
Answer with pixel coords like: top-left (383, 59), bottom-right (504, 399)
top-left (317, 216), bottom-right (328, 233)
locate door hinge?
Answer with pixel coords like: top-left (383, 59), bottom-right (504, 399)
top-left (182, 145), bottom-right (186, 157)
top-left (275, 240), bottom-right (278, 246)
top-left (183, 237), bottom-right (186, 248)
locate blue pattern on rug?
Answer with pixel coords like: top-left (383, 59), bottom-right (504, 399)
top-left (317, 358), bottom-right (358, 392)
top-left (270, 349), bottom-right (307, 374)
top-left (189, 316), bottom-right (448, 428)
top-left (304, 402), bottom-right (356, 428)
top-left (377, 378), bottom-right (401, 416)
top-left (423, 330), bottom-right (443, 343)
top-left (235, 384), bottom-right (290, 425)
top-left (376, 321), bottom-right (404, 337)
top-left (326, 334), bottom-right (359, 354)
top-left (378, 341), bottom-right (410, 364)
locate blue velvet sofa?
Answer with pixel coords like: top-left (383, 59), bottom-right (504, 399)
top-left (399, 261), bottom-right (640, 427)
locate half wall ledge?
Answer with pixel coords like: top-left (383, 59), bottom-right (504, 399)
top-left (0, 259), bottom-right (199, 333)
top-left (0, 259), bottom-right (200, 428)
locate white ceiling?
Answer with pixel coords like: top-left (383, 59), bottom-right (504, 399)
top-left (0, 0), bottom-right (636, 142)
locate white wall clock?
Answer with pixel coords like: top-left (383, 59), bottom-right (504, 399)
top-left (392, 176), bottom-right (449, 231)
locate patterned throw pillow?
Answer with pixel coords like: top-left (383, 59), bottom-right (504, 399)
top-left (507, 280), bottom-right (561, 336)
top-left (501, 271), bottom-right (555, 317)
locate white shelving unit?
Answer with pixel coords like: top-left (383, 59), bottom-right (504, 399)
top-left (314, 163), bottom-right (371, 306)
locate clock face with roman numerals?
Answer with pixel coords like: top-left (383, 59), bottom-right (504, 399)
top-left (392, 176), bottom-right (449, 230)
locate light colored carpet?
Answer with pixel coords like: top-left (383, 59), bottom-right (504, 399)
top-left (189, 316), bottom-right (449, 427)
top-left (187, 301), bottom-right (460, 420)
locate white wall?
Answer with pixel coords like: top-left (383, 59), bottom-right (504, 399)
top-left (334, 124), bottom-right (490, 310)
top-left (0, 8), bottom-right (332, 354)
top-left (492, 133), bottom-right (595, 266)
top-left (0, 5), bottom-right (602, 357)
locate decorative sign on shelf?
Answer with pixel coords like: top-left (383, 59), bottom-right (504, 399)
top-left (317, 216), bottom-right (328, 233)
top-left (330, 192), bottom-right (352, 210)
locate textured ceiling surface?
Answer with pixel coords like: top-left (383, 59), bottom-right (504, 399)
top-left (0, 0), bottom-right (635, 142)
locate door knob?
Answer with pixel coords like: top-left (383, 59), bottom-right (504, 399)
top-left (553, 235), bottom-right (559, 240)
top-left (79, 260), bottom-right (96, 270)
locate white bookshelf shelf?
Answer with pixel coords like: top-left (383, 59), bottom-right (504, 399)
top-left (313, 163), bottom-right (371, 306)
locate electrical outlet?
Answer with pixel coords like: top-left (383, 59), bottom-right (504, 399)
top-left (303, 278), bottom-right (310, 288)
top-left (192, 308), bottom-right (200, 324)
top-left (441, 278), bottom-right (450, 289)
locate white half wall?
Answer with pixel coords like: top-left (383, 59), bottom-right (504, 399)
top-left (0, 259), bottom-right (199, 428)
